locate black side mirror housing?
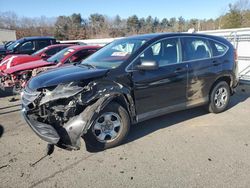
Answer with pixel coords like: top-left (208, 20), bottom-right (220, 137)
top-left (136, 60), bottom-right (159, 71)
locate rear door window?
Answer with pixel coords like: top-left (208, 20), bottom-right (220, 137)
top-left (67, 49), bottom-right (95, 63)
top-left (45, 47), bottom-right (60, 56)
top-left (182, 37), bottom-right (211, 61)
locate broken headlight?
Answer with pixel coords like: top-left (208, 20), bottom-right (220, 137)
top-left (40, 82), bottom-right (84, 105)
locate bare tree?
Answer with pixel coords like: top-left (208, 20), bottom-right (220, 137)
top-left (1, 0), bottom-right (250, 41)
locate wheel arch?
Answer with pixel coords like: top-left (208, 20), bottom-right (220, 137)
top-left (209, 75), bottom-right (233, 98)
top-left (82, 80), bottom-right (137, 125)
top-left (92, 93), bottom-right (136, 125)
top-left (111, 94), bottom-right (136, 123)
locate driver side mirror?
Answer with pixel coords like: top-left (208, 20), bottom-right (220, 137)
top-left (41, 53), bottom-right (47, 59)
top-left (68, 57), bottom-right (74, 63)
top-left (136, 60), bottom-right (159, 71)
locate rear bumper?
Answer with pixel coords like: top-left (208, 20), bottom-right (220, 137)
top-left (232, 79), bottom-right (239, 94)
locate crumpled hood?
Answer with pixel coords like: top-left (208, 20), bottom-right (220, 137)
top-left (28, 65), bottom-right (109, 90)
top-left (8, 55), bottom-right (40, 67)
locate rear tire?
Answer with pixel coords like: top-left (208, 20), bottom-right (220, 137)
top-left (83, 102), bottom-right (130, 151)
top-left (208, 81), bottom-right (230, 113)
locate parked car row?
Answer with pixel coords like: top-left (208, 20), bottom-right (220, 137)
top-left (0, 33), bottom-right (239, 153)
top-left (0, 36), bottom-right (58, 61)
top-left (0, 37), bottom-right (101, 92)
top-left (0, 36), bottom-right (102, 93)
top-left (0, 44), bottom-right (72, 72)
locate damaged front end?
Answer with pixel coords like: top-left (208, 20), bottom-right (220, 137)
top-left (22, 80), bottom-right (134, 150)
top-left (0, 71), bottom-right (31, 93)
top-left (0, 71), bottom-right (14, 90)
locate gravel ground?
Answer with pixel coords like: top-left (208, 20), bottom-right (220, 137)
top-left (0, 84), bottom-right (250, 188)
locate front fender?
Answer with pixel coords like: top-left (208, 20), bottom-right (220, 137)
top-left (54, 80), bottom-right (135, 149)
top-left (81, 80), bottom-right (136, 122)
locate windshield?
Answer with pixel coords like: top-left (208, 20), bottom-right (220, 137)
top-left (6, 39), bottom-right (22, 51)
top-left (4, 41), bottom-right (14, 48)
top-left (32, 47), bottom-right (48, 56)
top-left (47, 47), bottom-right (75, 63)
top-left (81, 38), bottom-right (146, 69)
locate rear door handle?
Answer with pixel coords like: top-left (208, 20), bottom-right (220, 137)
top-left (213, 60), bottom-right (220, 66)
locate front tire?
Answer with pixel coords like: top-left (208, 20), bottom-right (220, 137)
top-left (83, 102), bottom-right (130, 151)
top-left (12, 84), bottom-right (22, 95)
top-left (208, 81), bottom-right (230, 113)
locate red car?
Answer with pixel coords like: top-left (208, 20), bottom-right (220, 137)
top-left (1, 45), bottom-right (101, 93)
top-left (0, 44), bottom-right (72, 75)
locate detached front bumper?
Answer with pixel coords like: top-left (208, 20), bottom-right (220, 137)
top-left (21, 86), bottom-right (88, 150)
top-left (21, 85), bottom-right (110, 151)
top-left (22, 106), bottom-right (89, 150)
top-left (22, 109), bottom-right (60, 144)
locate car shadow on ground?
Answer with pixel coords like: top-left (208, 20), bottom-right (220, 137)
top-left (0, 124), bottom-right (4, 138)
top-left (85, 84), bottom-right (250, 152)
top-left (126, 107), bottom-right (207, 144)
top-left (228, 84), bottom-right (250, 108)
top-left (126, 84), bottom-right (250, 146)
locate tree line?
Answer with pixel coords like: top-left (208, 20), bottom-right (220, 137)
top-left (0, 0), bottom-right (250, 40)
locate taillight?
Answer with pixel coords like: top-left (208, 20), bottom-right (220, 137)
top-left (234, 49), bottom-right (238, 63)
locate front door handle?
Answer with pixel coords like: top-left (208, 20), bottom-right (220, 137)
top-left (174, 67), bottom-right (185, 74)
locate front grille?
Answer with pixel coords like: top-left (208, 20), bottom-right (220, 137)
top-left (22, 87), bottom-right (41, 110)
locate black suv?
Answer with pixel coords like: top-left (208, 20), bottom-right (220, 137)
top-left (21, 33), bottom-right (238, 151)
top-left (0, 36), bottom-right (57, 60)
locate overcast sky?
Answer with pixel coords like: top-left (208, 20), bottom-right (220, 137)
top-left (0, 0), bottom-right (234, 19)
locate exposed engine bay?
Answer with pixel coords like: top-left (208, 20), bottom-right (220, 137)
top-left (32, 83), bottom-right (85, 126)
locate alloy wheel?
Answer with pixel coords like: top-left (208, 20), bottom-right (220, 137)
top-left (92, 112), bottom-right (123, 143)
top-left (214, 87), bottom-right (228, 108)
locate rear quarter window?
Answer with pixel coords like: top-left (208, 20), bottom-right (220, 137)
top-left (209, 40), bottom-right (228, 57)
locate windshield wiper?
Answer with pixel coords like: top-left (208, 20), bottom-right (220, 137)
top-left (80, 63), bottom-right (96, 69)
top-left (73, 61), bottom-right (81, 65)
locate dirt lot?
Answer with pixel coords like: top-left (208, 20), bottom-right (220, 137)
top-left (0, 84), bottom-right (250, 188)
